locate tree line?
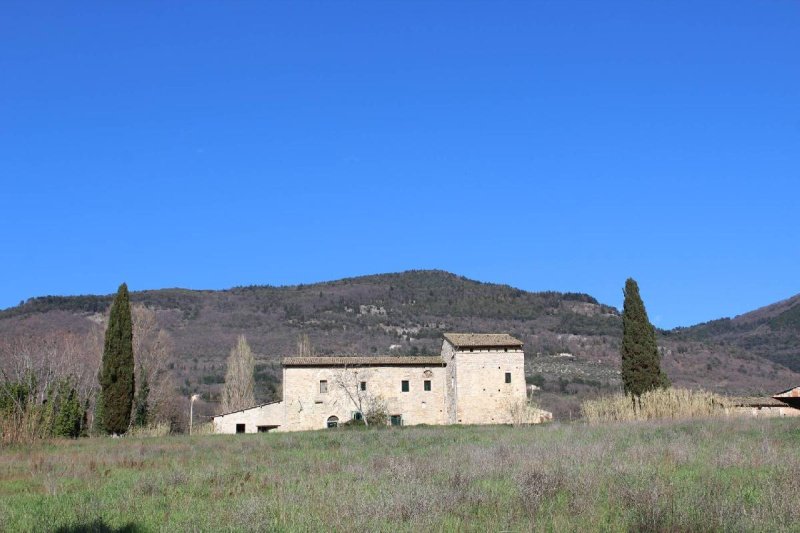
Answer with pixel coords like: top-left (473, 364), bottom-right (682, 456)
top-left (1, 284), bottom-right (181, 443)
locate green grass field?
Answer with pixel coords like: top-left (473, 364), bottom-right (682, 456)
top-left (1, 417), bottom-right (799, 532)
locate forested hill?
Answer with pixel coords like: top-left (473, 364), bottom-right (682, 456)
top-left (0, 270), bottom-right (622, 361)
top-left (667, 293), bottom-right (800, 373)
top-left (2, 270), bottom-right (614, 326)
top-left (1, 270), bottom-right (798, 415)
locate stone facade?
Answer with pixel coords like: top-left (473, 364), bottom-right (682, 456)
top-left (212, 400), bottom-right (285, 433)
top-left (282, 363), bottom-right (447, 431)
top-left (213, 333), bottom-right (549, 433)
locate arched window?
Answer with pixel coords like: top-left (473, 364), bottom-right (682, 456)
top-left (326, 416), bottom-right (339, 428)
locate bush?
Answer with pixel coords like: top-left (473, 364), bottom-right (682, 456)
top-left (365, 396), bottom-right (389, 426)
top-left (339, 418), bottom-right (367, 429)
top-left (1, 375), bottom-right (88, 445)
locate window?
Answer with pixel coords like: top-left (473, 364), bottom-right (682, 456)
top-left (326, 416), bottom-right (339, 428)
top-left (319, 380), bottom-right (328, 394)
top-left (390, 414), bottom-right (403, 426)
top-left (353, 411), bottom-right (363, 421)
top-left (401, 380), bottom-right (409, 392)
top-left (236, 424), bottom-right (245, 434)
top-left (505, 372), bottom-right (512, 384)
top-left (257, 426), bottom-right (269, 433)
top-left (360, 381), bottom-right (367, 391)
top-left (424, 380), bottom-right (431, 391)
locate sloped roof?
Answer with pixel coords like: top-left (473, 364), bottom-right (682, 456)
top-left (773, 386), bottom-right (800, 398)
top-left (282, 356), bottom-right (445, 367)
top-left (773, 386), bottom-right (800, 408)
top-left (730, 396), bottom-right (788, 408)
top-left (443, 333), bottom-right (523, 348)
top-left (213, 400), bottom-right (283, 419)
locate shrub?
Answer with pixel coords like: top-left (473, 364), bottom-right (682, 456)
top-left (507, 398), bottom-right (553, 426)
top-left (365, 397), bottom-right (389, 426)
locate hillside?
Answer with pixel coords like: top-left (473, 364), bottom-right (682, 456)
top-left (667, 293), bottom-right (800, 373)
top-left (1, 270), bottom-right (798, 418)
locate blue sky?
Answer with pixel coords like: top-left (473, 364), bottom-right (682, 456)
top-left (1, 2), bottom-right (798, 328)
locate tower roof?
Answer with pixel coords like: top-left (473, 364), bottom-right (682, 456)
top-left (443, 333), bottom-right (523, 349)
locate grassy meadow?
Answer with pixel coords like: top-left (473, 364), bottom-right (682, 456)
top-left (1, 418), bottom-right (799, 532)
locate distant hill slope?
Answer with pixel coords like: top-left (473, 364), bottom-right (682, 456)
top-left (1, 270), bottom-right (798, 417)
top-left (667, 293), bottom-right (800, 372)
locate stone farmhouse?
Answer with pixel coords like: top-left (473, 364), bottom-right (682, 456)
top-left (213, 333), bottom-right (551, 433)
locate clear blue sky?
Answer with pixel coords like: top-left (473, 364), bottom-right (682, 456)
top-left (1, 2), bottom-right (798, 328)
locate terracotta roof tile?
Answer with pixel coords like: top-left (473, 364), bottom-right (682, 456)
top-left (731, 396), bottom-right (788, 408)
top-left (282, 356), bottom-right (445, 367)
top-left (443, 333), bottom-right (523, 348)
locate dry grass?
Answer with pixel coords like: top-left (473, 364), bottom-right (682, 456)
top-left (0, 417), bottom-right (799, 531)
top-left (0, 401), bottom-right (54, 447)
top-left (126, 422), bottom-right (171, 439)
top-left (581, 387), bottom-right (730, 423)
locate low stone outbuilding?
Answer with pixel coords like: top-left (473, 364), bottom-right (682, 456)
top-left (212, 401), bottom-right (284, 433)
top-left (729, 395), bottom-right (800, 418)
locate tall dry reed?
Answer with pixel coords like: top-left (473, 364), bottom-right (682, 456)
top-left (581, 387), bottom-right (730, 423)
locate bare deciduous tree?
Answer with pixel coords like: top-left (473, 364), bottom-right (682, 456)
top-left (221, 335), bottom-right (255, 413)
top-left (297, 334), bottom-right (313, 358)
top-left (332, 366), bottom-right (387, 426)
top-left (0, 329), bottom-right (103, 443)
top-left (131, 305), bottom-right (178, 426)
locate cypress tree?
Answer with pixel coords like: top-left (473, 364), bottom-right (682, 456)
top-left (620, 278), bottom-right (669, 397)
top-left (99, 283), bottom-right (135, 434)
top-left (53, 379), bottom-right (83, 438)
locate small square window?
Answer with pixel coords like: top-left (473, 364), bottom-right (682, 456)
top-left (319, 380), bottom-right (328, 394)
top-left (401, 380), bottom-right (409, 392)
top-left (505, 372), bottom-right (512, 384)
top-left (360, 381), bottom-right (367, 391)
top-left (390, 414), bottom-right (403, 426)
top-left (236, 424), bottom-right (246, 434)
top-left (353, 411), bottom-right (363, 421)
top-left (424, 380), bottom-right (431, 391)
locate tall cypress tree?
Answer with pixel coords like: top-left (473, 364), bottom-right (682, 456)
top-left (99, 283), bottom-right (135, 434)
top-left (620, 278), bottom-right (669, 397)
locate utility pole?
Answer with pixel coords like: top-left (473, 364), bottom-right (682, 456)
top-left (189, 394), bottom-right (200, 435)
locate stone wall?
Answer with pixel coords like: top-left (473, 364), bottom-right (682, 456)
top-left (281, 364), bottom-right (448, 432)
top-left (213, 401), bottom-right (285, 434)
top-left (442, 340), bottom-right (458, 424)
top-left (451, 345), bottom-right (527, 425)
top-left (729, 405), bottom-right (800, 418)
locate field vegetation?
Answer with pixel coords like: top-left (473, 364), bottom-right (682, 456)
top-left (581, 387), bottom-right (729, 423)
top-left (1, 417), bottom-right (798, 531)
